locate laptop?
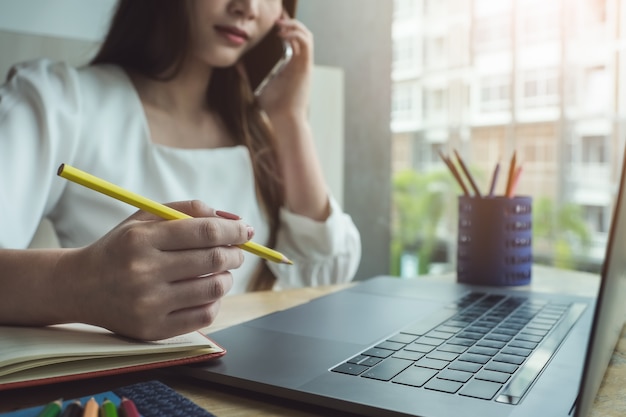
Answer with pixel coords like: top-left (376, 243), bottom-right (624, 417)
top-left (176, 147), bottom-right (626, 417)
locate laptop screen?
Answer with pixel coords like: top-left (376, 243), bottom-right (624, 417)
top-left (576, 144), bottom-right (626, 416)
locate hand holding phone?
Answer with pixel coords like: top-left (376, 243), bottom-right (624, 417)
top-left (243, 0), bottom-right (298, 96)
top-left (253, 40), bottom-right (293, 96)
top-left (242, 26), bottom-right (293, 97)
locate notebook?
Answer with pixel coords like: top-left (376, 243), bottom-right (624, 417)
top-left (0, 324), bottom-right (225, 391)
top-left (176, 149), bottom-right (626, 416)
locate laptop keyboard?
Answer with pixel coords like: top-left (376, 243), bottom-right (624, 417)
top-left (331, 292), bottom-right (586, 404)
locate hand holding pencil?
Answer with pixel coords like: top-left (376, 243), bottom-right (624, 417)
top-left (50, 164), bottom-right (285, 341)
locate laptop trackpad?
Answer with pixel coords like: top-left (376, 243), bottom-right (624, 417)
top-left (246, 290), bottom-right (448, 346)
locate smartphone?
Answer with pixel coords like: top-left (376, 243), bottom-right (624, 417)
top-left (243, 28), bottom-right (293, 96)
top-left (242, 0), bottom-right (298, 96)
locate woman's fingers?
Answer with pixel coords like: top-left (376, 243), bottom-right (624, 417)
top-left (123, 200), bottom-right (253, 252)
top-left (146, 216), bottom-right (253, 251)
top-left (277, 19), bottom-right (313, 57)
top-left (151, 246), bottom-right (245, 282)
top-left (167, 272), bottom-right (233, 314)
top-left (161, 299), bottom-right (224, 340)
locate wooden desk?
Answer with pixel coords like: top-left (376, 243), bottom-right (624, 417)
top-left (1, 265), bottom-right (625, 416)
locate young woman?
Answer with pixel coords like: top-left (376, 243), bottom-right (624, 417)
top-left (0, 0), bottom-right (361, 340)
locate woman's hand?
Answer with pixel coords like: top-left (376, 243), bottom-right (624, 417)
top-left (255, 14), bottom-right (313, 119)
top-left (57, 200), bottom-right (252, 341)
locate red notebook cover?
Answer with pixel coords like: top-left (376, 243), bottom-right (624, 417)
top-left (0, 324), bottom-right (226, 391)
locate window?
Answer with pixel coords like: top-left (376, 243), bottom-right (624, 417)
top-left (424, 35), bottom-right (447, 69)
top-left (479, 74), bottom-right (510, 112)
top-left (423, 87), bottom-right (447, 118)
top-left (519, 5), bottom-right (559, 44)
top-left (583, 66), bottom-right (610, 114)
top-left (474, 15), bottom-right (510, 51)
top-left (392, 81), bottom-right (420, 126)
top-left (581, 136), bottom-right (607, 164)
top-left (393, 34), bottom-right (420, 74)
top-left (393, 0), bottom-right (419, 20)
top-left (521, 69), bottom-right (560, 108)
top-left (423, 0), bottom-right (445, 18)
top-left (584, 205), bottom-right (608, 234)
top-left (586, 0), bottom-right (607, 23)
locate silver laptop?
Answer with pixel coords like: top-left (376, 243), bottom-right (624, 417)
top-left (177, 147), bottom-right (626, 417)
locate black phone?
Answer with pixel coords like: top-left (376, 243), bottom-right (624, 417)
top-left (243, 29), bottom-right (293, 96)
top-left (242, 0), bottom-right (298, 96)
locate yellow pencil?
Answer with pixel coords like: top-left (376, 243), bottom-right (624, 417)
top-left (57, 163), bottom-right (293, 265)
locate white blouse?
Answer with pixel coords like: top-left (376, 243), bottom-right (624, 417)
top-left (0, 59), bottom-right (361, 294)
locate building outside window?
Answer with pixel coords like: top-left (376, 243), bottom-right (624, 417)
top-left (390, 0), bottom-right (625, 277)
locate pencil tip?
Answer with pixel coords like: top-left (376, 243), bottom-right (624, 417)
top-left (282, 257), bottom-right (294, 265)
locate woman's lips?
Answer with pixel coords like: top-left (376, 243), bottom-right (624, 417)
top-left (215, 25), bottom-right (249, 46)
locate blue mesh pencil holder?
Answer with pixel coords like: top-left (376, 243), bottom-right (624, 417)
top-left (457, 196), bottom-right (532, 286)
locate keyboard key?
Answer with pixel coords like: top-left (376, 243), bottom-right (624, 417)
top-left (426, 350), bottom-right (458, 362)
top-left (331, 362), bottom-right (369, 375)
top-left (387, 333), bottom-right (418, 344)
top-left (521, 328), bottom-right (549, 337)
top-left (448, 360), bottom-right (482, 373)
top-left (361, 358), bottom-right (413, 381)
top-left (499, 322), bottom-right (525, 331)
top-left (361, 347), bottom-right (394, 358)
top-left (393, 350), bottom-right (425, 361)
top-left (448, 337), bottom-right (476, 347)
top-left (457, 331), bottom-right (483, 340)
top-left (501, 346), bottom-right (532, 357)
top-left (438, 369), bottom-right (473, 383)
top-left (405, 343), bottom-right (435, 353)
top-left (436, 325), bottom-right (464, 334)
top-left (484, 361), bottom-right (518, 374)
top-left (476, 339), bottom-right (506, 349)
top-left (425, 330), bottom-right (454, 340)
top-left (475, 369), bottom-right (511, 383)
top-left (438, 344), bottom-right (468, 354)
top-left (360, 357), bottom-right (383, 366)
top-left (348, 355), bottom-right (382, 366)
top-left (414, 358), bottom-right (449, 370)
top-left (458, 353), bottom-right (491, 364)
top-left (459, 379), bottom-right (503, 400)
top-left (515, 334), bottom-right (543, 343)
top-left (347, 355), bottom-right (367, 364)
top-left (468, 346), bottom-right (499, 357)
top-left (424, 378), bottom-right (463, 394)
top-left (375, 341), bottom-right (406, 351)
top-left (491, 327), bottom-right (518, 336)
top-left (465, 326), bottom-right (490, 334)
top-left (446, 320), bottom-right (472, 327)
top-left (416, 336), bottom-right (445, 346)
top-left (392, 366), bottom-right (437, 387)
top-left (493, 353), bottom-right (526, 365)
top-left (508, 339), bottom-right (538, 350)
top-left (485, 333), bottom-right (513, 342)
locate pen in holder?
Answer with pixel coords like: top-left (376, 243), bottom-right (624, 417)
top-left (457, 196), bottom-right (532, 286)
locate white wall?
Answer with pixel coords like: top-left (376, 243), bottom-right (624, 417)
top-left (0, 0), bottom-right (116, 41)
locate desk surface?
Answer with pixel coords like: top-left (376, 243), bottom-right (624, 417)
top-left (1, 265), bottom-right (625, 416)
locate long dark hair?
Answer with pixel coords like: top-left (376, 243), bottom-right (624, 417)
top-left (91, 0), bottom-right (284, 291)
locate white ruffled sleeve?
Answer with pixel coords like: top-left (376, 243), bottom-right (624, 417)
top-left (0, 60), bottom-right (81, 248)
top-left (268, 195), bottom-right (362, 289)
